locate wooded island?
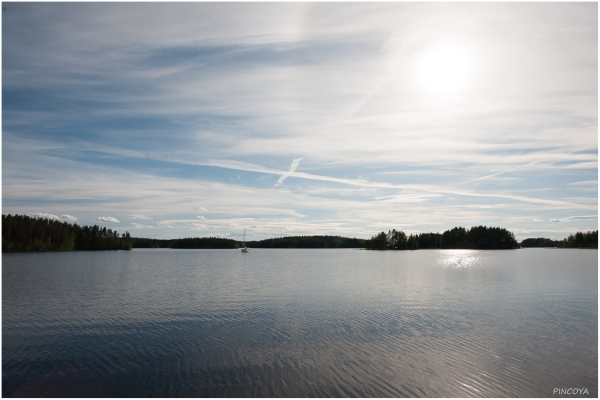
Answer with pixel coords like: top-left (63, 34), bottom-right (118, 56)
top-left (365, 226), bottom-right (519, 250)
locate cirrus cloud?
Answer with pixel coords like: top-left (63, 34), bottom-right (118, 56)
top-left (550, 215), bottom-right (597, 223)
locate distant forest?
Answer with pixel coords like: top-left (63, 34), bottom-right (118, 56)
top-left (520, 238), bottom-right (559, 248)
top-left (521, 230), bottom-right (598, 248)
top-left (3, 214), bottom-right (597, 251)
top-left (131, 237), bottom-right (239, 249)
top-left (131, 237), bottom-right (173, 248)
top-left (2, 214), bottom-right (132, 251)
top-left (119, 229), bottom-right (600, 250)
top-left (170, 237), bottom-right (239, 249)
top-left (366, 226), bottom-right (520, 250)
top-left (245, 235), bottom-right (367, 248)
top-left (130, 235), bottom-right (365, 249)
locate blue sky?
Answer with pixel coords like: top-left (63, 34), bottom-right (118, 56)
top-left (2, 2), bottom-right (597, 241)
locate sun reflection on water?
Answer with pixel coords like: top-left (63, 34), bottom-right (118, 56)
top-left (438, 250), bottom-right (482, 269)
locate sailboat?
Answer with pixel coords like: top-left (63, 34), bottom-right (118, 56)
top-left (241, 229), bottom-right (250, 253)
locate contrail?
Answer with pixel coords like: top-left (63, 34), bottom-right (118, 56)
top-left (460, 160), bottom-right (539, 185)
top-left (460, 147), bottom-right (591, 186)
top-left (275, 157), bottom-right (304, 187)
top-left (345, 32), bottom-right (405, 118)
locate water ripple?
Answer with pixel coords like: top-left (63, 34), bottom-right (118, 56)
top-left (3, 249), bottom-right (597, 397)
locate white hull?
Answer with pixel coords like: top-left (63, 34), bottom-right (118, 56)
top-left (241, 247), bottom-right (250, 253)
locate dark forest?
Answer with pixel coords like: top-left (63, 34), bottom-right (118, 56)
top-left (365, 226), bottom-right (520, 250)
top-left (2, 214), bottom-right (132, 251)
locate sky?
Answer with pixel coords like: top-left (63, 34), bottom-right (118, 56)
top-left (2, 2), bottom-right (598, 241)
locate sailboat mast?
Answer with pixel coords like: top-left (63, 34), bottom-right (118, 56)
top-left (241, 229), bottom-right (250, 252)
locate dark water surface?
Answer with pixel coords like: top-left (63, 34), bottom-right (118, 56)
top-left (3, 248), bottom-right (597, 397)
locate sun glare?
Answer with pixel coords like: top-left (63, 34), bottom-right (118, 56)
top-left (415, 44), bottom-right (472, 98)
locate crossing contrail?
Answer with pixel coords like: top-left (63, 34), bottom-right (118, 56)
top-left (275, 157), bottom-right (304, 187)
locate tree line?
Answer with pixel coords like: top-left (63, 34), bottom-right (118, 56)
top-left (245, 235), bottom-right (367, 249)
top-left (520, 238), bottom-right (559, 248)
top-left (521, 231), bottom-right (598, 248)
top-left (365, 226), bottom-right (520, 250)
top-left (170, 237), bottom-right (239, 249)
top-left (5, 213), bottom-right (594, 252)
top-left (131, 237), bottom-right (239, 249)
top-left (132, 230), bottom-right (598, 250)
top-left (2, 214), bottom-right (132, 251)
top-left (130, 235), bottom-right (366, 249)
top-left (131, 237), bottom-right (172, 248)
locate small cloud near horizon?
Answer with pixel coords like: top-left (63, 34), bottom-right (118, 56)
top-left (127, 214), bottom-right (151, 220)
top-left (97, 216), bottom-right (120, 223)
top-left (131, 222), bottom-right (153, 228)
top-left (550, 215), bottom-right (597, 223)
top-left (62, 214), bottom-right (78, 221)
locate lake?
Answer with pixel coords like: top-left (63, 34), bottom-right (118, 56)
top-left (2, 248), bottom-right (597, 397)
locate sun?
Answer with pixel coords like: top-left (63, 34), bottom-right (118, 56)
top-left (415, 44), bottom-right (472, 98)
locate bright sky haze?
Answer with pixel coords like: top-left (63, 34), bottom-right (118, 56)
top-left (2, 2), bottom-right (598, 241)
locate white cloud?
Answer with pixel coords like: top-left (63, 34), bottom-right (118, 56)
top-left (131, 222), bottom-right (153, 228)
top-left (127, 214), bottom-right (151, 220)
top-left (549, 215), bottom-right (597, 223)
top-left (566, 215), bottom-right (598, 220)
top-left (97, 216), bottom-right (120, 223)
top-left (61, 214), bottom-right (78, 221)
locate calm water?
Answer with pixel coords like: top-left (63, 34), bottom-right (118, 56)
top-left (3, 248), bottom-right (597, 397)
